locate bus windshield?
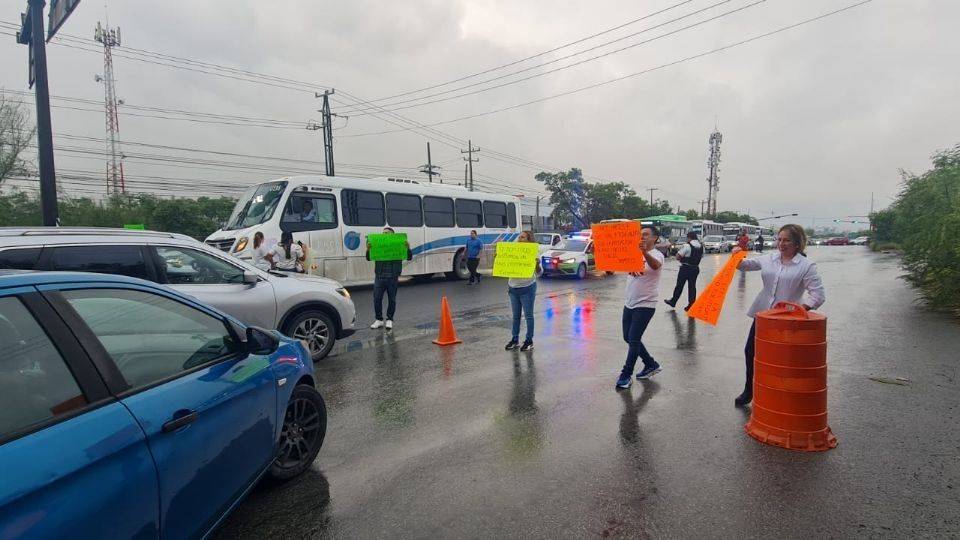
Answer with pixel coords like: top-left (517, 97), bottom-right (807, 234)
top-left (224, 181), bottom-right (287, 231)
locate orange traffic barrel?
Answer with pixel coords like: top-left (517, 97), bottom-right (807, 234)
top-left (745, 302), bottom-right (837, 452)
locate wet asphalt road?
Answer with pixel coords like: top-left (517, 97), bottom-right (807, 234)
top-left (216, 247), bottom-right (960, 539)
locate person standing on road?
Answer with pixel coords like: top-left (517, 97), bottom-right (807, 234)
top-left (366, 227), bottom-right (413, 331)
top-left (616, 225), bottom-right (665, 390)
top-left (665, 231), bottom-right (703, 311)
top-left (466, 230), bottom-right (484, 285)
top-left (252, 232), bottom-right (270, 268)
top-left (265, 232), bottom-right (305, 273)
top-left (737, 230), bottom-right (750, 252)
top-left (732, 224), bottom-right (825, 406)
top-left (504, 231), bottom-right (541, 352)
top-left (756, 233), bottom-right (765, 253)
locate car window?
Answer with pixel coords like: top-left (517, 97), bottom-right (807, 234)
top-left (0, 248), bottom-right (42, 270)
top-left (49, 245), bottom-right (148, 280)
top-left (61, 289), bottom-right (240, 389)
top-left (154, 246), bottom-right (245, 285)
top-left (0, 296), bottom-right (87, 439)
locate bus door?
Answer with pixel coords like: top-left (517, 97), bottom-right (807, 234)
top-left (279, 187), bottom-right (345, 280)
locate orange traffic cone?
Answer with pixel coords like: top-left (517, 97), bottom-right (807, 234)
top-left (432, 296), bottom-right (462, 346)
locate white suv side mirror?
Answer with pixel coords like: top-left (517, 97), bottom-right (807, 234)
top-left (243, 271), bottom-right (258, 285)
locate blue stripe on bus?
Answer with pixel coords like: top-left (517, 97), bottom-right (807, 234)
top-left (411, 232), bottom-right (518, 256)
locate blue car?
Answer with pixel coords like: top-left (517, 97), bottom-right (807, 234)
top-left (0, 271), bottom-right (327, 539)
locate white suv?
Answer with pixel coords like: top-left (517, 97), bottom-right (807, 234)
top-left (0, 227), bottom-right (356, 360)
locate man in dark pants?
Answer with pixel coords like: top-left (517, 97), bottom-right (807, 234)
top-left (616, 225), bottom-right (665, 389)
top-left (665, 231), bottom-right (703, 311)
top-left (756, 233), bottom-right (765, 253)
top-left (366, 227), bottom-right (412, 331)
top-left (465, 229), bottom-right (484, 284)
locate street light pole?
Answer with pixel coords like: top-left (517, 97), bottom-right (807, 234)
top-left (757, 213), bottom-right (799, 221)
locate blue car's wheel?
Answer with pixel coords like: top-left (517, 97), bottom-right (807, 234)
top-left (268, 385), bottom-right (327, 482)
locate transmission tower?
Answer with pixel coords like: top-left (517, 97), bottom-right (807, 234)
top-left (706, 128), bottom-right (722, 216)
top-left (94, 20), bottom-right (124, 195)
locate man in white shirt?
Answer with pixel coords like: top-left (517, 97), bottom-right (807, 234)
top-left (616, 225), bottom-right (665, 390)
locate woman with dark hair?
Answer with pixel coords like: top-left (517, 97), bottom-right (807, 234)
top-left (732, 224), bottom-right (825, 406)
top-left (265, 231), bottom-right (305, 273)
top-left (252, 232), bottom-right (269, 267)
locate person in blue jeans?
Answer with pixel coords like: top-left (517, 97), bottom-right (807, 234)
top-left (617, 225), bottom-right (665, 389)
top-left (504, 231), bottom-right (541, 352)
top-left (465, 230), bottom-right (484, 284)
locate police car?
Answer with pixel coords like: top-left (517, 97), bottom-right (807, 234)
top-left (540, 237), bottom-right (596, 279)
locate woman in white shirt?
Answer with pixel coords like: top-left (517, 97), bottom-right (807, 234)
top-left (265, 232), bottom-right (305, 273)
top-left (252, 232), bottom-right (270, 268)
top-left (733, 224), bottom-right (826, 406)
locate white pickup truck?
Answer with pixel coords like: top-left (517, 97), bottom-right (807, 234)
top-left (534, 233), bottom-right (564, 254)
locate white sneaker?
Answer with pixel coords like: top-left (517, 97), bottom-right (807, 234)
top-left (370, 320), bottom-right (384, 329)
top-left (385, 320), bottom-right (393, 330)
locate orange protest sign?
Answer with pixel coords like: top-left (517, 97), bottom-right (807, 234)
top-left (592, 221), bottom-right (644, 272)
top-left (687, 250), bottom-right (749, 326)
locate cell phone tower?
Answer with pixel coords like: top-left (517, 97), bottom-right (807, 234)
top-left (94, 20), bottom-right (124, 195)
top-left (706, 128), bottom-right (722, 217)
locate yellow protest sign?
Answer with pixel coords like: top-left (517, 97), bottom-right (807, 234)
top-left (492, 242), bottom-right (539, 278)
top-left (687, 250), bottom-right (748, 325)
top-left (592, 221), bottom-right (644, 272)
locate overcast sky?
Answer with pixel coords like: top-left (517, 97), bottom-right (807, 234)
top-left (1, 0), bottom-right (958, 231)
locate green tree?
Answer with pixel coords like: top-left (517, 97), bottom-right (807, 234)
top-left (888, 144), bottom-right (960, 315)
top-left (536, 168), bottom-right (587, 229)
top-left (713, 211), bottom-right (758, 224)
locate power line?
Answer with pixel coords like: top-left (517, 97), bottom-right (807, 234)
top-left (341, 1), bottom-right (874, 135)
top-left (340, 0), bottom-right (760, 115)
top-left (341, 0), bottom-right (698, 105)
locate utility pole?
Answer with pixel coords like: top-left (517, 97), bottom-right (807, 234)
top-left (534, 195), bottom-right (541, 232)
top-left (647, 187), bottom-right (659, 205)
top-left (95, 19), bottom-right (124, 195)
top-left (461, 139), bottom-right (479, 191)
top-left (418, 142), bottom-right (441, 183)
top-left (706, 128), bottom-right (722, 217)
top-left (315, 89), bottom-right (336, 176)
top-left (17, 0), bottom-right (60, 225)
top-left (699, 200), bottom-right (707, 216)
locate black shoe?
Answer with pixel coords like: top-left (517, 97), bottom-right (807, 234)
top-left (664, 299), bottom-right (677, 308)
top-left (505, 339), bottom-right (519, 350)
top-left (684, 305), bottom-right (692, 312)
top-left (734, 392), bottom-right (753, 407)
top-left (520, 341), bottom-right (534, 352)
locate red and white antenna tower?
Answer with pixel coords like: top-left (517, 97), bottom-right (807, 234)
top-left (94, 19), bottom-right (124, 195)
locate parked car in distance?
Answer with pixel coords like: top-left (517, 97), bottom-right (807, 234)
top-left (851, 236), bottom-right (870, 245)
top-left (702, 235), bottom-right (725, 253)
top-left (764, 238), bottom-right (777, 249)
top-left (669, 238), bottom-right (687, 257)
top-left (541, 238), bottom-right (599, 279)
top-left (0, 228), bottom-right (356, 361)
top-left (534, 233), bottom-right (563, 254)
top-left (826, 237), bottom-right (850, 246)
top-left (721, 235), bottom-right (739, 252)
top-left (808, 238), bottom-right (824, 246)
top-left (0, 270), bottom-right (327, 539)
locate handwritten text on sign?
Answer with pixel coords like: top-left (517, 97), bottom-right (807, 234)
top-left (592, 221), bottom-right (644, 272)
top-left (368, 233), bottom-right (408, 261)
top-left (687, 250), bottom-right (748, 326)
top-left (492, 242), bottom-right (539, 278)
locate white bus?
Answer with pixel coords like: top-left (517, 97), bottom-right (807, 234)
top-left (690, 220), bottom-right (724, 238)
top-left (204, 175), bottom-right (522, 286)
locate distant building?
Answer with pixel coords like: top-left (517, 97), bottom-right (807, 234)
top-left (519, 198), bottom-right (555, 232)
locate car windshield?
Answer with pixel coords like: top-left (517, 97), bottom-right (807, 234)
top-left (535, 234), bottom-right (554, 245)
top-left (555, 240), bottom-right (587, 252)
top-left (724, 235), bottom-right (738, 241)
top-left (223, 181), bottom-right (288, 231)
top-left (704, 235), bottom-right (723, 242)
